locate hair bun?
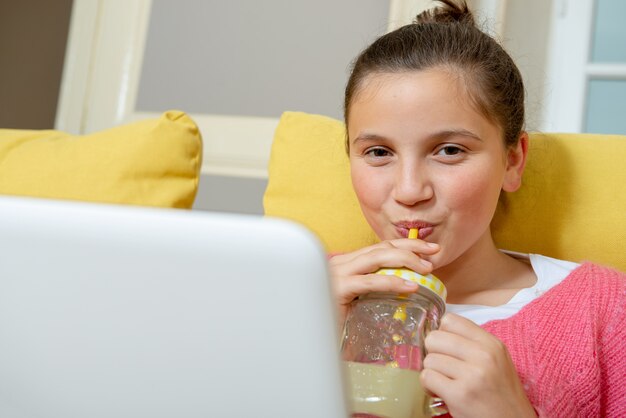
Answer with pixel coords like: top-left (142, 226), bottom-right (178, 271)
top-left (415, 0), bottom-right (475, 25)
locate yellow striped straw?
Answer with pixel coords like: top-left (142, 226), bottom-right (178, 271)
top-left (408, 228), bottom-right (418, 239)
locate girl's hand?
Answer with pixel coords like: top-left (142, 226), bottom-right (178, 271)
top-left (421, 313), bottom-right (536, 418)
top-left (328, 239), bottom-right (440, 324)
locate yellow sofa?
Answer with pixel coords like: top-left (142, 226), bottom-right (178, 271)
top-left (264, 111), bottom-right (626, 272)
top-left (0, 110), bottom-right (202, 209)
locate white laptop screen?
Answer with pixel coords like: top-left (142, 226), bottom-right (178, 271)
top-left (0, 196), bottom-right (347, 418)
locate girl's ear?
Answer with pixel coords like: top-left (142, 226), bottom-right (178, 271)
top-left (502, 132), bottom-right (529, 192)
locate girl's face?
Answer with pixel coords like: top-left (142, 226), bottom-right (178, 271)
top-left (348, 70), bottom-right (526, 270)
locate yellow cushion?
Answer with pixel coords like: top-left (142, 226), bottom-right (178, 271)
top-left (264, 112), bottom-right (378, 252)
top-left (264, 111), bottom-right (626, 272)
top-left (0, 110), bottom-right (202, 209)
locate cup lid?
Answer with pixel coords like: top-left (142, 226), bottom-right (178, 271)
top-left (376, 268), bottom-right (447, 302)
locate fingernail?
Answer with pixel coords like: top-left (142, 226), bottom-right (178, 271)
top-left (426, 242), bottom-right (439, 248)
top-left (420, 259), bottom-right (432, 267)
top-left (404, 280), bottom-right (418, 287)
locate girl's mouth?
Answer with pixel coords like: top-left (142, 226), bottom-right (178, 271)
top-left (394, 222), bottom-right (435, 240)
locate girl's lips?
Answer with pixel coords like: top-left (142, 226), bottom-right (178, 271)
top-left (395, 224), bottom-right (435, 240)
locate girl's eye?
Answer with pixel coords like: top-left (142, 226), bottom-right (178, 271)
top-left (365, 147), bottom-right (391, 158)
top-left (436, 145), bottom-right (464, 156)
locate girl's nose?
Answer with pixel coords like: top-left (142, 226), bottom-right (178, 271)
top-left (391, 163), bottom-right (433, 206)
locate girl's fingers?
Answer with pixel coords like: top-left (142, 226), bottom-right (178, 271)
top-left (424, 328), bottom-right (480, 362)
top-left (423, 352), bottom-right (465, 380)
top-left (331, 246), bottom-right (435, 277)
top-left (330, 238), bottom-right (440, 266)
top-left (438, 313), bottom-right (491, 342)
top-left (426, 314), bottom-right (512, 371)
top-left (424, 314), bottom-right (497, 361)
top-left (375, 238), bottom-right (440, 254)
top-left (419, 367), bottom-right (454, 403)
top-left (329, 239), bottom-right (442, 322)
top-left (363, 247), bottom-right (434, 274)
top-left (334, 274), bottom-right (419, 304)
top-left (368, 239), bottom-right (441, 263)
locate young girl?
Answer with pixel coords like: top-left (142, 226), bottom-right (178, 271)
top-left (329, 1), bottom-right (625, 417)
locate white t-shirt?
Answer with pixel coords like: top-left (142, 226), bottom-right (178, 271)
top-left (446, 252), bottom-right (580, 325)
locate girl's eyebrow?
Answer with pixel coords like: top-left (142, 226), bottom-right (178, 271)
top-left (351, 133), bottom-right (387, 144)
top-left (352, 129), bottom-right (482, 144)
top-left (431, 128), bottom-right (483, 142)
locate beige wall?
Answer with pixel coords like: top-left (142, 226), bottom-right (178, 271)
top-left (136, 0), bottom-right (389, 121)
top-left (502, 0), bottom-right (554, 132)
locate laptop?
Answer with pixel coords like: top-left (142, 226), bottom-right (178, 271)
top-left (0, 195), bottom-right (347, 418)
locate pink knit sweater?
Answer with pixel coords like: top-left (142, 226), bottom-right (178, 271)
top-left (479, 263), bottom-right (626, 417)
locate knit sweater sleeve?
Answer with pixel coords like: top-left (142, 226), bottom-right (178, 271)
top-left (592, 264), bottom-right (626, 417)
top-left (482, 263), bottom-right (626, 417)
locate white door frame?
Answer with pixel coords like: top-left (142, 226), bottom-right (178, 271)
top-left (56, 0), bottom-right (505, 178)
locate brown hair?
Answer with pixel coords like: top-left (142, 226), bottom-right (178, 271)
top-left (344, 0), bottom-right (525, 148)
